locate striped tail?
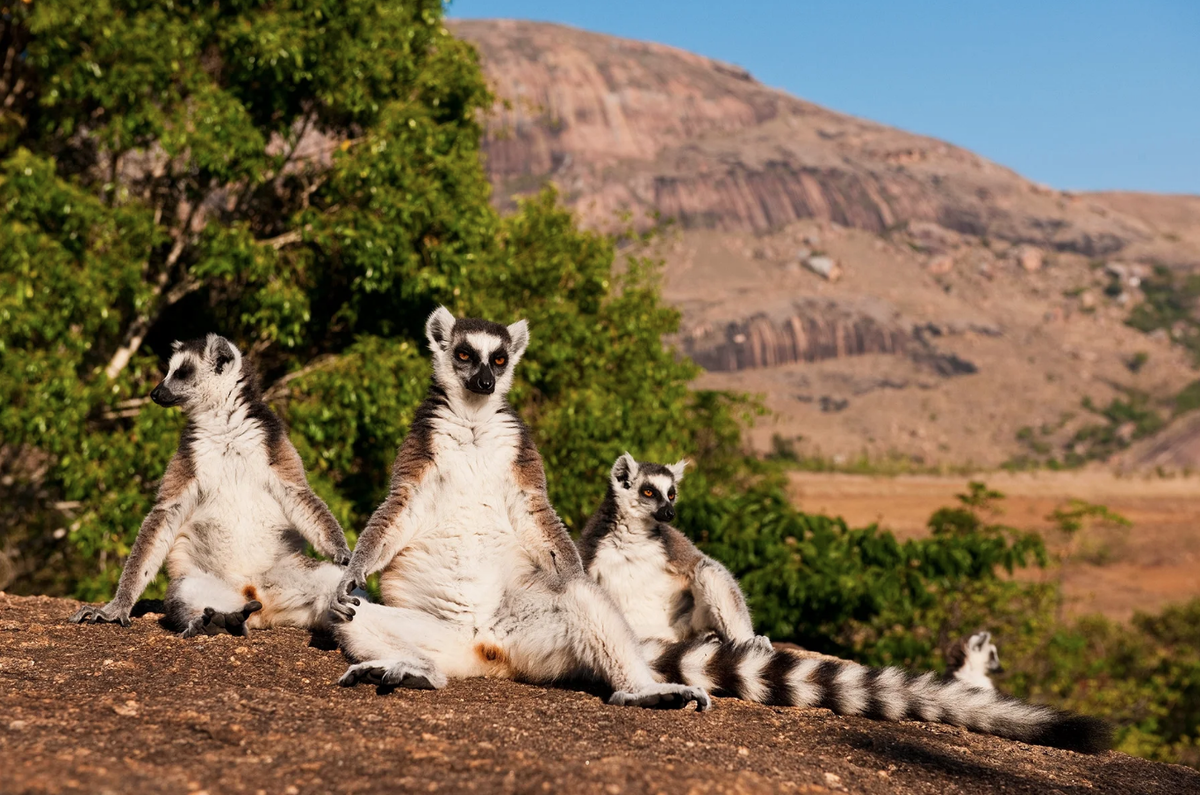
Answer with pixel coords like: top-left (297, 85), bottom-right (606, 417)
top-left (646, 636), bottom-right (1111, 754)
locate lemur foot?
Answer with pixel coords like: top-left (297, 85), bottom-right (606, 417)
top-left (744, 635), bottom-right (776, 654)
top-left (180, 601), bottom-right (262, 638)
top-left (608, 684), bottom-right (711, 711)
top-left (69, 603), bottom-right (131, 627)
top-left (338, 660), bottom-right (447, 691)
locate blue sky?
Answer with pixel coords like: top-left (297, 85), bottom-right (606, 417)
top-left (448, 0), bottom-right (1199, 195)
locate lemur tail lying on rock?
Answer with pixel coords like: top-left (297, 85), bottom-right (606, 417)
top-left (70, 335), bottom-right (351, 637)
top-left (943, 631), bottom-right (1003, 691)
top-left (580, 454), bottom-right (1112, 753)
top-left (328, 308), bottom-right (709, 711)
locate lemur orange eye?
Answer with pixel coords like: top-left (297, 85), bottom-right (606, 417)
top-left (493, 356), bottom-right (505, 366)
top-left (643, 489), bottom-right (654, 498)
top-left (457, 351), bottom-right (470, 361)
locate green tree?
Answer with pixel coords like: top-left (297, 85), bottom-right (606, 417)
top-left (0, 1), bottom-right (744, 596)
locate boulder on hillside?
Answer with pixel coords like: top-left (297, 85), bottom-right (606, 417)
top-left (803, 254), bottom-right (843, 281)
top-left (1014, 245), bottom-right (1044, 272)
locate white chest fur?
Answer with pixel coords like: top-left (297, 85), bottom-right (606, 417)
top-left (380, 410), bottom-right (531, 626)
top-left (589, 529), bottom-right (685, 643)
top-left (170, 416), bottom-right (294, 578)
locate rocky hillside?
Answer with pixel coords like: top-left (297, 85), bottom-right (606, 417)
top-left (5, 594), bottom-right (1199, 795)
top-left (451, 19), bottom-right (1200, 469)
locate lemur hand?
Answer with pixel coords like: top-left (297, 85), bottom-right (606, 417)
top-left (69, 602), bottom-right (132, 628)
top-left (328, 568), bottom-right (363, 622)
top-left (331, 549), bottom-right (352, 567)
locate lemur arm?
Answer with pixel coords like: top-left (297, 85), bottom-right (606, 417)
top-left (69, 453), bottom-right (199, 626)
top-left (508, 431), bottom-right (585, 582)
top-left (266, 441), bottom-right (351, 564)
top-left (330, 430), bottom-right (434, 618)
top-left (691, 557), bottom-right (765, 646)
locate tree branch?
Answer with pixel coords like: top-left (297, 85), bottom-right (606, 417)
top-left (262, 229), bottom-right (303, 250)
top-left (262, 355), bottom-right (337, 403)
top-left (103, 237), bottom-right (195, 380)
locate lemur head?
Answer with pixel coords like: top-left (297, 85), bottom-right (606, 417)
top-left (609, 453), bottom-right (688, 525)
top-left (425, 306), bottom-right (528, 403)
top-left (151, 334), bottom-right (244, 412)
top-left (949, 631), bottom-right (1003, 678)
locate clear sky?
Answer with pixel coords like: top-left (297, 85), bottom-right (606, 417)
top-left (448, 0), bottom-right (1199, 195)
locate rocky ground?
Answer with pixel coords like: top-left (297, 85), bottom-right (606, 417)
top-left (2, 595), bottom-right (1198, 795)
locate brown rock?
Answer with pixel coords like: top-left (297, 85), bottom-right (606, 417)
top-left (1015, 245), bottom-right (1044, 272)
top-left (927, 254), bottom-right (955, 275)
top-left (803, 255), bottom-right (842, 281)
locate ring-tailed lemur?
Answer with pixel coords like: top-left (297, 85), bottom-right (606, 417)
top-left (943, 631), bottom-right (1002, 691)
top-left (580, 455), bottom-right (1111, 753)
top-left (329, 308), bottom-right (709, 711)
top-left (69, 335), bottom-right (350, 637)
top-left (579, 454), bottom-right (772, 652)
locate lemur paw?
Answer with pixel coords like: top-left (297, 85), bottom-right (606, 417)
top-left (608, 684), bottom-right (711, 712)
top-left (338, 660), bottom-right (447, 691)
top-left (332, 550), bottom-right (353, 567)
top-left (69, 603), bottom-right (132, 627)
top-left (329, 570), bottom-right (364, 622)
top-left (180, 601), bottom-right (262, 638)
top-left (746, 635), bottom-right (776, 653)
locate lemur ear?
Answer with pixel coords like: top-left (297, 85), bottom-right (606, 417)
top-left (208, 336), bottom-right (239, 375)
top-left (968, 632), bottom-right (988, 651)
top-left (426, 306), bottom-right (456, 352)
top-left (507, 319), bottom-right (529, 364)
top-left (171, 340), bottom-right (185, 353)
top-left (611, 453), bottom-right (639, 488)
top-left (668, 459), bottom-right (689, 482)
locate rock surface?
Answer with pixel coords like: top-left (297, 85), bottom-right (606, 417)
top-left (3, 594), bottom-right (1198, 795)
top-left (452, 19), bottom-right (1196, 269)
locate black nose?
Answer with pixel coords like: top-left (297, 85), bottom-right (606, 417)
top-left (654, 505), bottom-right (675, 523)
top-left (150, 383), bottom-right (178, 407)
top-left (466, 368), bottom-right (496, 395)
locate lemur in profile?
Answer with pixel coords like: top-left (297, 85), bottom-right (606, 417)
top-left (329, 308), bottom-right (709, 711)
top-left (943, 631), bottom-right (1003, 691)
top-left (70, 335), bottom-right (351, 637)
top-left (580, 455), bottom-right (1111, 753)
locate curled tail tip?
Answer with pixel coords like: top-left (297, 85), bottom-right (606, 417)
top-left (1029, 713), bottom-right (1114, 754)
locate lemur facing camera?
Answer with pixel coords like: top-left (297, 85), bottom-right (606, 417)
top-left (70, 335), bottom-right (351, 637)
top-left (580, 455), bottom-right (1112, 754)
top-left (579, 454), bottom-right (772, 652)
top-left (328, 307), bottom-right (709, 711)
top-left (943, 631), bottom-right (1003, 691)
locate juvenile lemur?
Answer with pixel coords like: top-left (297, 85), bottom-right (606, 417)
top-left (943, 631), bottom-right (1003, 691)
top-left (580, 455), bottom-right (1111, 754)
top-left (70, 335), bottom-right (351, 637)
top-left (579, 454), bottom-right (772, 652)
top-left (329, 308), bottom-right (709, 711)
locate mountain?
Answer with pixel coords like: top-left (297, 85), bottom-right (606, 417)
top-left (451, 18), bottom-right (1200, 469)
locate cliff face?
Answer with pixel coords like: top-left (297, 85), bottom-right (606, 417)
top-left (452, 18), bottom-right (1192, 265)
top-left (450, 18), bottom-right (1200, 469)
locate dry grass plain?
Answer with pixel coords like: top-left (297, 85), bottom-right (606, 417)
top-left (787, 470), bottom-right (1200, 621)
